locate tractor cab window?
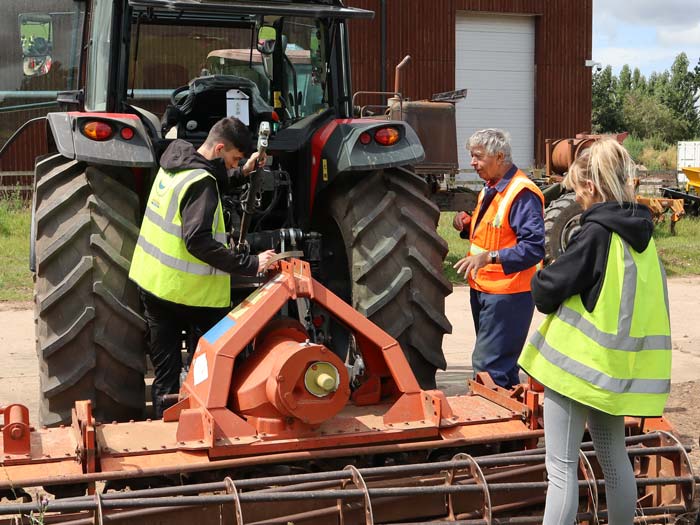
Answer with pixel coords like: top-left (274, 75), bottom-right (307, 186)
top-left (226, 17), bottom-right (329, 120)
top-left (201, 17), bottom-right (329, 120)
top-left (280, 18), bottom-right (328, 118)
top-left (85, 0), bottom-right (114, 111)
top-left (125, 20), bottom-right (262, 137)
top-left (126, 16), bottom-right (329, 134)
top-left (0, 2), bottom-right (84, 172)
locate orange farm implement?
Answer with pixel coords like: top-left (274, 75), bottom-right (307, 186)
top-left (0, 258), bottom-right (697, 524)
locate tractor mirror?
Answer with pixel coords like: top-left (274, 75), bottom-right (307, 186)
top-left (257, 24), bottom-right (277, 55)
top-left (19, 13), bottom-right (54, 77)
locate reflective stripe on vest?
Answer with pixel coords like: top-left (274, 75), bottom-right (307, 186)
top-left (518, 233), bottom-right (671, 416)
top-left (129, 168), bottom-right (231, 307)
top-left (467, 171), bottom-right (544, 294)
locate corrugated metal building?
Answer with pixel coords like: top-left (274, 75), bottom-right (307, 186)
top-left (347, 0), bottom-right (593, 170)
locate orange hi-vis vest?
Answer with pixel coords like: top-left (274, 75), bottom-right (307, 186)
top-left (468, 170), bottom-right (544, 294)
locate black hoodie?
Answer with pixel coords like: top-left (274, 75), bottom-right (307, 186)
top-left (158, 139), bottom-right (258, 275)
top-left (531, 201), bottom-right (654, 314)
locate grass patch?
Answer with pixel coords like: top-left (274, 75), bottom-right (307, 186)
top-left (654, 216), bottom-right (700, 276)
top-left (439, 212), bottom-right (470, 285)
top-left (624, 135), bottom-right (677, 170)
top-left (439, 212), bottom-right (700, 282)
top-left (0, 194), bottom-right (32, 302)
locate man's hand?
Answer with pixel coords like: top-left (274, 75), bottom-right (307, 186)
top-left (452, 211), bottom-right (471, 232)
top-left (242, 152), bottom-right (267, 176)
top-left (256, 249), bottom-right (276, 273)
top-left (453, 251), bottom-right (490, 280)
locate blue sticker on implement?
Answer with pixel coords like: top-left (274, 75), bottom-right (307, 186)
top-left (203, 316), bottom-right (236, 344)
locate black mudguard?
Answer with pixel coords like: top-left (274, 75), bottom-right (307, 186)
top-left (47, 112), bottom-right (155, 168)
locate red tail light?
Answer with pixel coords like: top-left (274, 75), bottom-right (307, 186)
top-left (359, 131), bottom-right (372, 145)
top-left (82, 121), bottom-right (113, 141)
top-left (120, 126), bottom-right (135, 140)
top-left (374, 127), bottom-right (400, 146)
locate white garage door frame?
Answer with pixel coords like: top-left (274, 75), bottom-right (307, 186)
top-left (455, 12), bottom-right (535, 179)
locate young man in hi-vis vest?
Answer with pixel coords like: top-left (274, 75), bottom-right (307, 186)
top-left (453, 128), bottom-right (545, 389)
top-left (519, 140), bottom-right (671, 524)
top-left (130, 117), bottom-right (274, 418)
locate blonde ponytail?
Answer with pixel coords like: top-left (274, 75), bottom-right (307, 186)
top-left (564, 139), bottom-right (636, 205)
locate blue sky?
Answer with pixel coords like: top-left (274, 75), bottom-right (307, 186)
top-left (593, 0), bottom-right (700, 76)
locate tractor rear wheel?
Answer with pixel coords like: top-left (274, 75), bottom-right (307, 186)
top-left (544, 192), bottom-right (583, 264)
top-left (33, 153), bottom-right (146, 426)
top-left (323, 167), bottom-right (452, 389)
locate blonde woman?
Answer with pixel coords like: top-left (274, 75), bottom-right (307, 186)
top-left (518, 139), bottom-right (671, 524)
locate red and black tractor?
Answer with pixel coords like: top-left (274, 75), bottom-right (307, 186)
top-left (20, 0), bottom-right (450, 427)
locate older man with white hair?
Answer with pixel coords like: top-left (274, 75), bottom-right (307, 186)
top-left (453, 128), bottom-right (545, 388)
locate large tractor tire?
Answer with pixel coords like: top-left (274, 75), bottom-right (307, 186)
top-left (33, 153), bottom-right (147, 426)
top-left (544, 192), bottom-right (583, 264)
top-left (322, 167), bottom-right (452, 389)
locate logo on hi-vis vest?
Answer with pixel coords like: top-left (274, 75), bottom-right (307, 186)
top-left (155, 178), bottom-right (169, 197)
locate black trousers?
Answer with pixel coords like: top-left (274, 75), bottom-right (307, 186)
top-left (140, 290), bottom-right (229, 418)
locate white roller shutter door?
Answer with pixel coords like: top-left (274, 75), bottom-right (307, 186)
top-left (455, 13), bottom-right (535, 177)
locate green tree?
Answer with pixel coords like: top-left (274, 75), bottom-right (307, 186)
top-left (664, 53), bottom-right (699, 136)
top-left (622, 91), bottom-right (684, 142)
top-left (592, 55), bottom-right (700, 140)
top-left (618, 64), bottom-right (632, 93)
top-left (592, 65), bottom-right (623, 132)
top-left (631, 67), bottom-right (646, 92)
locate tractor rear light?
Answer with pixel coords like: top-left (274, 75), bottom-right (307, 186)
top-left (82, 121), bottom-right (113, 141)
top-left (120, 126), bottom-right (135, 140)
top-left (359, 132), bottom-right (372, 145)
top-left (374, 127), bottom-right (400, 146)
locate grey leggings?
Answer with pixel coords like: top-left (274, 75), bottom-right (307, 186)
top-left (543, 388), bottom-right (637, 525)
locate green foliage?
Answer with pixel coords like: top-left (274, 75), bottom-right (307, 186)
top-left (593, 53), bottom-right (700, 141)
top-left (654, 217), bottom-right (700, 276)
top-left (592, 65), bottom-right (623, 132)
top-left (622, 91), bottom-right (685, 143)
top-left (631, 67), bottom-right (646, 92)
top-left (623, 135), bottom-right (677, 170)
top-left (439, 212), bottom-right (469, 283)
top-left (0, 196), bottom-right (32, 302)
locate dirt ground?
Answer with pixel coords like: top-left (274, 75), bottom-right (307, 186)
top-left (2, 276), bottom-right (700, 516)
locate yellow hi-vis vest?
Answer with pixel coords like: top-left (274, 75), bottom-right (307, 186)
top-left (518, 232), bottom-right (671, 417)
top-left (129, 167), bottom-right (230, 307)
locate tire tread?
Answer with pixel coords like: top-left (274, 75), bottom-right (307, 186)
top-left (33, 157), bottom-right (146, 426)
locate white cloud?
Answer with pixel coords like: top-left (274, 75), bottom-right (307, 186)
top-left (597, 0), bottom-right (700, 29)
top-left (658, 23), bottom-right (700, 47)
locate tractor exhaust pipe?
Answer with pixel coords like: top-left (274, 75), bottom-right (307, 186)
top-left (394, 55), bottom-right (412, 97)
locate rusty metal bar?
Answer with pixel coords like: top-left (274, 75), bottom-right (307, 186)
top-left (0, 476), bottom-right (694, 514)
top-left (42, 466), bottom-right (545, 525)
top-left (486, 430), bottom-right (667, 459)
top-left (40, 505), bottom-right (691, 525)
top-left (21, 443), bottom-right (685, 506)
